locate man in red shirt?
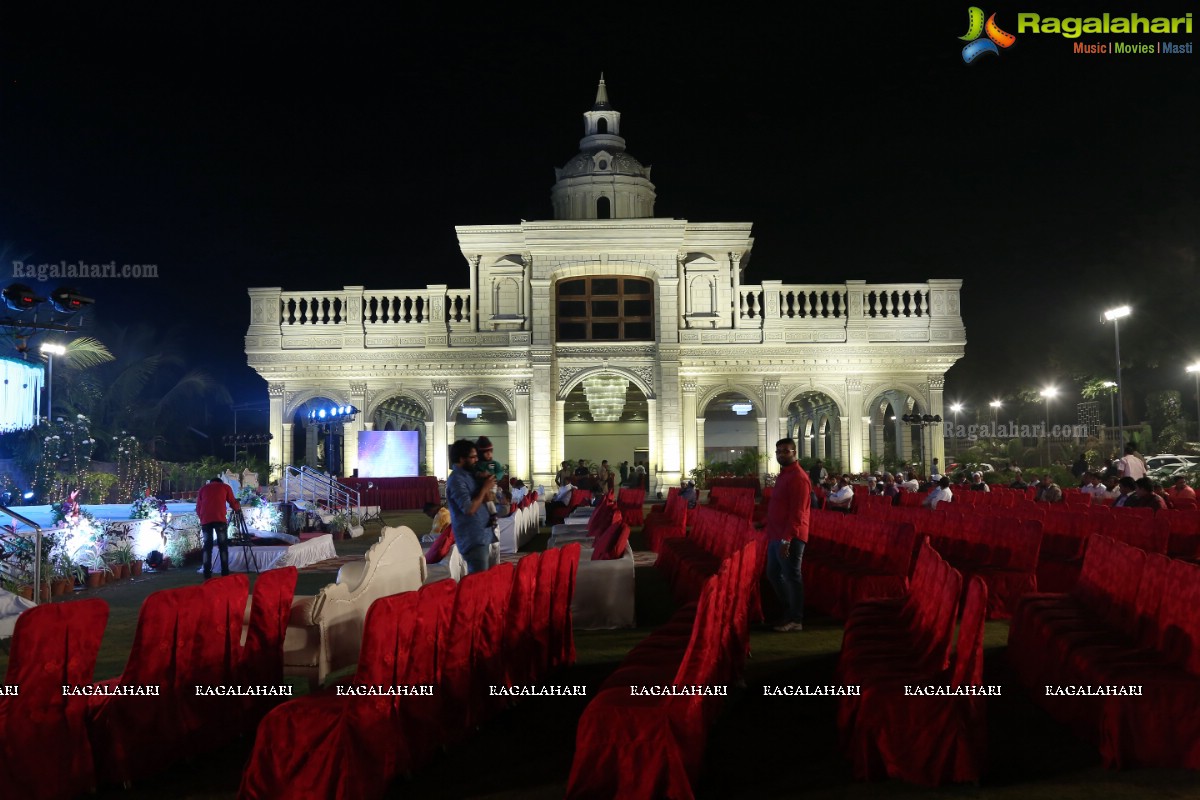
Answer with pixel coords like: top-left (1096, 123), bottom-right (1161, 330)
top-left (763, 438), bottom-right (812, 632)
top-left (196, 477), bottom-right (241, 579)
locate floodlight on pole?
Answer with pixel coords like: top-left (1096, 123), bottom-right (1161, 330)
top-left (1102, 306), bottom-right (1130, 445)
top-left (40, 342), bottom-right (66, 420)
top-left (989, 399), bottom-right (1002, 426)
top-left (1040, 387), bottom-right (1058, 467)
top-left (950, 403), bottom-right (963, 459)
top-left (1187, 364), bottom-right (1200, 445)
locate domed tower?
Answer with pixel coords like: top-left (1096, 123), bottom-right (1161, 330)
top-left (551, 75), bottom-right (656, 220)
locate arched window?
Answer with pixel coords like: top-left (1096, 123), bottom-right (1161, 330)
top-left (597, 117), bottom-right (608, 134)
top-left (556, 276), bottom-right (654, 341)
top-left (596, 196), bottom-right (611, 219)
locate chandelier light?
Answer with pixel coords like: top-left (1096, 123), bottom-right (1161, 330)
top-left (582, 374), bottom-right (629, 422)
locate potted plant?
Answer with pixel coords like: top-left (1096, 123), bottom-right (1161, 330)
top-left (76, 547), bottom-right (112, 588)
top-left (110, 539), bottom-right (136, 580)
top-left (326, 511), bottom-right (349, 540)
top-left (52, 554), bottom-right (77, 596)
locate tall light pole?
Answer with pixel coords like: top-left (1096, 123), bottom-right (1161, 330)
top-left (1188, 364), bottom-right (1200, 444)
top-left (1100, 381), bottom-right (1117, 449)
top-left (1040, 387), bottom-right (1058, 468)
top-left (950, 402), bottom-right (963, 463)
top-left (39, 342), bottom-right (66, 421)
top-left (1103, 306), bottom-right (1131, 447)
top-left (989, 399), bottom-right (1002, 429)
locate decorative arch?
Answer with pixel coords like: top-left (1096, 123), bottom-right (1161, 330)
top-left (365, 389), bottom-right (431, 421)
top-left (696, 383), bottom-right (764, 417)
top-left (452, 387), bottom-right (516, 419)
top-left (779, 383), bottom-right (848, 419)
top-left (559, 365), bottom-right (654, 402)
top-left (286, 388), bottom-right (352, 419)
top-left (547, 261), bottom-right (666, 285)
top-left (861, 382), bottom-right (929, 419)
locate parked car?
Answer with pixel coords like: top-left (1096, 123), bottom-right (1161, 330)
top-left (1146, 455), bottom-right (1199, 472)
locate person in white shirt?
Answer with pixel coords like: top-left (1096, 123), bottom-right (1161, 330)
top-left (923, 476), bottom-right (953, 509)
top-left (1080, 472), bottom-right (1112, 503)
top-left (1116, 444), bottom-right (1147, 481)
top-left (509, 480), bottom-right (528, 505)
top-left (902, 472), bottom-right (920, 493)
top-left (826, 475), bottom-right (854, 512)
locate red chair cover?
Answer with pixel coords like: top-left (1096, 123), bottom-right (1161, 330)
top-left (617, 487), bottom-right (646, 525)
top-left (0, 599), bottom-right (108, 800)
top-left (550, 543), bottom-right (582, 670)
top-left (241, 566), bottom-right (298, 725)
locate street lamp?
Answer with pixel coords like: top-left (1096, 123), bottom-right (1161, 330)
top-left (1040, 387), bottom-right (1058, 467)
top-left (989, 399), bottom-right (1002, 429)
top-left (1187, 364), bottom-right (1200, 444)
top-left (1103, 305), bottom-right (1131, 446)
top-left (1100, 381), bottom-right (1118, 447)
top-left (39, 342), bottom-right (66, 421)
top-left (950, 403), bottom-right (963, 462)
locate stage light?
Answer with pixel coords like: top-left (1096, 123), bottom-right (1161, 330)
top-left (49, 287), bottom-right (94, 314)
top-left (3, 284), bottom-right (44, 312)
top-left (22, 490), bottom-right (34, 500)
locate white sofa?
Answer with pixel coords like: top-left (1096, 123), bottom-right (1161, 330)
top-left (283, 525), bottom-right (426, 685)
top-left (497, 502), bottom-right (539, 554)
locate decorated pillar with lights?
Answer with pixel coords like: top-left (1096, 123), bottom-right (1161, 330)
top-left (927, 376), bottom-right (946, 470)
top-left (267, 384), bottom-right (285, 482)
top-left (344, 383), bottom-right (367, 477)
top-left (431, 382), bottom-right (449, 479)
top-left (681, 381), bottom-right (698, 475)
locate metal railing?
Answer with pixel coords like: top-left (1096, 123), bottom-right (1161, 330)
top-left (1, 506), bottom-right (43, 605)
top-left (282, 466), bottom-right (360, 511)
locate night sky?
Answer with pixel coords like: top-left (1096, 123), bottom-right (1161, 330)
top-left (2, 4), bottom-right (1197, 424)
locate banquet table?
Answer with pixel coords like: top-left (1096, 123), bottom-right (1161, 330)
top-left (339, 477), bottom-right (441, 510)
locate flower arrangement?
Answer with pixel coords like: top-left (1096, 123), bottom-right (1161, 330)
top-left (129, 489), bottom-right (169, 523)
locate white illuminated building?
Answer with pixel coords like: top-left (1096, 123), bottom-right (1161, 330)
top-left (245, 78), bottom-right (965, 488)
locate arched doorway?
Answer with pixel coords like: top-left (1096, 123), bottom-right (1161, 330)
top-left (453, 393), bottom-right (511, 474)
top-left (785, 391), bottom-right (843, 470)
top-left (562, 374), bottom-right (648, 480)
top-left (865, 388), bottom-right (930, 474)
top-left (701, 391), bottom-right (759, 472)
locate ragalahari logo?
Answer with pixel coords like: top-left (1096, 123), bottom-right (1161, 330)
top-left (960, 7), bottom-right (1017, 63)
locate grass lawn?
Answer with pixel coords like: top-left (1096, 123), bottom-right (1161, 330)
top-left (2, 510), bottom-right (1196, 798)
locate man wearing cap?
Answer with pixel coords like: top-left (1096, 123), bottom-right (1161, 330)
top-left (969, 472), bottom-right (990, 492)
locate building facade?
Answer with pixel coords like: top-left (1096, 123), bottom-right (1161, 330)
top-left (245, 79), bottom-right (966, 489)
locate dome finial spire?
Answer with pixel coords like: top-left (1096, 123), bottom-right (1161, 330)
top-left (593, 73), bottom-right (611, 110)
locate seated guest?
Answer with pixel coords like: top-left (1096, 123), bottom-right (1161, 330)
top-left (422, 501), bottom-right (451, 544)
top-left (969, 472), bottom-right (990, 492)
top-left (1080, 472), bottom-right (1112, 503)
top-left (1112, 476), bottom-right (1137, 507)
top-left (923, 476), bottom-right (953, 509)
top-left (826, 475), bottom-right (854, 512)
top-left (1130, 477), bottom-right (1167, 510)
top-left (881, 473), bottom-right (900, 499)
top-left (1168, 474), bottom-right (1197, 506)
top-left (509, 479), bottom-right (528, 505)
top-left (1009, 470), bottom-right (1028, 490)
top-left (546, 481), bottom-right (574, 517)
top-left (901, 472), bottom-right (920, 493)
top-left (1034, 475), bottom-right (1062, 503)
top-left (679, 480), bottom-right (699, 508)
top-left (865, 475), bottom-right (879, 495)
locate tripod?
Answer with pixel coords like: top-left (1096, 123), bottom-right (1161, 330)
top-left (361, 482), bottom-right (384, 524)
top-left (229, 509), bottom-right (261, 574)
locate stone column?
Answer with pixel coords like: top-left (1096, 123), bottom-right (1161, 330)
top-left (756, 416), bottom-right (768, 475)
top-left (681, 381), bottom-right (698, 475)
top-left (647, 397), bottom-right (658, 480)
top-left (431, 382), bottom-right (449, 479)
top-left (838, 416), bottom-right (850, 472)
top-left (657, 351), bottom-right (681, 485)
top-left (763, 379), bottom-right (781, 452)
top-left (927, 376), bottom-right (946, 473)
top-left (730, 252), bottom-right (741, 329)
top-left (267, 383), bottom-right (285, 482)
top-left (344, 383), bottom-right (367, 478)
top-left (530, 350), bottom-right (553, 487)
top-left (845, 380), bottom-right (865, 473)
top-left (696, 418), bottom-right (706, 468)
top-left (514, 380), bottom-right (530, 480)
top-left (467, 254), bottom-right (480, 332)
top-left (553, 398), bottom-right (567, 475)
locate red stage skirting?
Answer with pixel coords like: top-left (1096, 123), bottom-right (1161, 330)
top-left (706, 476), bottom-right (761, 493)
top-left (342, 477), bottom-right (440, 510)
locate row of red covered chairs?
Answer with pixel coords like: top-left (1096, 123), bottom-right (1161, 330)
top-left (803, 510), bottom-right (918, 620)
top-left (706, 486), bottom-right (755, 520)
top-left (1008, 535), bottom-right (1200, 769)
top-left (566, 541), bottom-right (760, 799)
top-left (835, 541), bottom-right (988, 786)
top-left (924, 516), bottom-right (1043, 619)
top-left (616, 486), bottom-right (646, 526)
top-left (242, 545), bottom-right (582, 799)
top-left (656, 505), bottom-right (766, 609)
top-left (0, 568), bottom-right (298, 798)
top-left (644, 490), bottom-right (688, 553)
